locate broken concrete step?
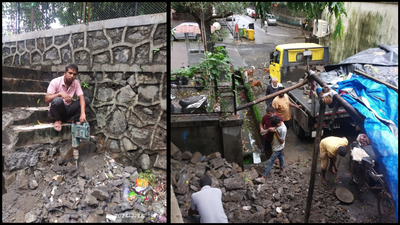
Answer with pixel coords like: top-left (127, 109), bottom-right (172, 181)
top-left (2, 91), bottom-right (47, 107)
top-left (2, 66), bottom-right (52, 80)
top-left (2, 77), bottom-right (50, 92)
top-left (10, 123), bottom-right (72, 148)
top-left (7, 107), bottom-right (53, 125)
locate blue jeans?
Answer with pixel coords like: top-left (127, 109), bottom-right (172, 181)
top-left (263, 149), bottom-right (284, 177)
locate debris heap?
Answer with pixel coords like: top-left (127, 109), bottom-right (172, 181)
top-left (171, 143), bottom-right (361, 223)
top-left (2, 149), bottom-right (167, 223)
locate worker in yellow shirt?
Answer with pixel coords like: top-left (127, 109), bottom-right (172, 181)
top-left (319, 136), bottom-right (348, 186)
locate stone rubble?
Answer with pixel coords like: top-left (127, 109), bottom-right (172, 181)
top-left (2, 151), bottom-right (167, 223)
top-left (171, 149), bottom-right (368, 223)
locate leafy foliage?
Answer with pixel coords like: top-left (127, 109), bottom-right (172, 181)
top-left (254, 2), bottom-right (347, 39)
top-left (138, 170), bottom-right (156, 186)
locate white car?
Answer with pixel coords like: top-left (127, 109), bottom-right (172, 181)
top-left (266, 15), bottom-right (277, 26)
top-left (172, 22), bottom-right (201, 41)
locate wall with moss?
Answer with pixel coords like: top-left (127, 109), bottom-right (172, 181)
top-left (322, 2), bottom-right (398, 64)
top-left (2, 13), bottom-right (167, 172)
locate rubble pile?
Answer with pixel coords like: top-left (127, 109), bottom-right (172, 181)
top-left (2, 147), bottom-right (167, 223)
top-left (171, 144), bottom-right (357, 223)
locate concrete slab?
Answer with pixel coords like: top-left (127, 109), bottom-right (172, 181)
top-left (2, 78), bottom-right (49, 92)
top-left (10, 107), bottom-right (53, 125)
top-left (2, 66), bottom-right (51, 80)
top-left (2, 92), bottom-right (47, 108)
top-left (11, 123), bottom-right (72, 147)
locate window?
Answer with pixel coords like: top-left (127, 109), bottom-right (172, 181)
top-left (274, 51), bottom-right (281, 64)
top-left (296, 52), bottom-right (312, 62)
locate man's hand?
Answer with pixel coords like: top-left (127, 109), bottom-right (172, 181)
top-left (60, 92), bottom-right (72, 103)
top-left (79, 112), bottom-right (86, 123)
top-left (268, 127), bottom-right (276, 132)
top-left (297, 105), bottom-right (302, 108)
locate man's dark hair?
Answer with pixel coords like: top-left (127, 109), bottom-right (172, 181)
top-left (278, 86), bottom-right (285, 97)
top-left (271, 115), bottom-right (281, 126)
top-left (338, 146), bottom-right (347, 157)
top-left (266, 105), bottom-right (276, 113)
top-left (65, 63), bottom-right (78, 73)
top-left (199, 175), bottom-right (212, 188)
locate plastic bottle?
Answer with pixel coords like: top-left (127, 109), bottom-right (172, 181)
top-left (123, 186), bottom-right (129, 201)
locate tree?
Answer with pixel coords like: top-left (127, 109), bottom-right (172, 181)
top-left (254, 2), bottom-right (347, 39)
top-left (176, 2), bottom-right (247, 52)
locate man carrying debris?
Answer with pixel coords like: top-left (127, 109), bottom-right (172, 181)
top-left (261, 115), bottom-right (287, 179)
top-left (272, 86), bottom-right (301, 137)
top-left (188, 175), bottom-right (228, 223)
top-left (45, 63), bottom-right (90, 131)
top-left (260, 106), bottom-right (283, 160)
top-left (320, 136), bottom-right (348, 186)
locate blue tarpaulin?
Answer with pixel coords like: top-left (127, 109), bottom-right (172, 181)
top-left (337, 75), bottom-right (398, 222)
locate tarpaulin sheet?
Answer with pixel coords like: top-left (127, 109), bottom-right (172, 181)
top-left (337, 75), bottom-right (398, 222)
top-left (324, 44), bottom-right (398, 87)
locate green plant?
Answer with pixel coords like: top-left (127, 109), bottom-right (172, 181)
top-left (153, 48), bottom-right (160, 54)
top-left (81, 81), bottom-right (89, 89)
top-left (37, 99), bottom-right (40, 104)
top-left (138, 170), bottom-right (156, 185)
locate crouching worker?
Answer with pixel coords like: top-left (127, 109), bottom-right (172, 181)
top-left (320, 136), bottom-right (348, 186)
top-left (262, 115), bottom-right (287, 179)
top-left (188, 175), bottom-right (228, 223)
top-left (45, 63), bottom-right (90, 131)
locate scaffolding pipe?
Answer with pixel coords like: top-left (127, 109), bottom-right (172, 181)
top-left (309, 72), bottom-right (366, 133)
top-left (236, 78), bottom-right (308, 111)
top-left (304, 100), bottom-right (326, 223)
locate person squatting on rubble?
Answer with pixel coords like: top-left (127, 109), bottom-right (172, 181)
top-left (265, 77), bottom-right (282, 106)
top-left (188, 175), bottom-right (228, 223)
top-left (272, 86), bottom-right (302, 137)
top-left (319, 136), bottom-right (348, 186)
top-left (261, 115), bottom-right (287, 179)
top-left (45, 63), bottom-right (90, 131)
top-left (260, 106), bottom-right (283, 160)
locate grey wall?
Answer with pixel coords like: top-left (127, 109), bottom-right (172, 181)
top-left (2, 13), bottom-right (167, 171)
top-left (171, 115), bottom-right (244, 168)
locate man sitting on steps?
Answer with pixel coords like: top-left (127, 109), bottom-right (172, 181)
top-left (45, 63), bottom-right (90, 131)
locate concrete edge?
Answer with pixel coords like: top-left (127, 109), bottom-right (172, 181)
top-left (2, 13), bottom-right (167, 42)
top-left (170, 185), bottom-right (184, 223)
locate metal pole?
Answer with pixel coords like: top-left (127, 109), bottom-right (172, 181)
top-left (31, 3), bottom-right (34, 31)
top-left (83, 2), bottom-right (87, 23)
top-left (354, 69), bottom-right (398, 93)
top-left (236, 78), bottom-right (308, 111)
top-left (232, 72), bottom-right (237, 115)
top-left (87, 2), bottom-right (91, 23)
top-left (17, 2), bottom-right (20, 34)
top-left (135, 2), bottom-right (138, 16)
top-left (304, 101), bottom-right (326, 223)
top-left (75, 2), bottom-right (77, 24)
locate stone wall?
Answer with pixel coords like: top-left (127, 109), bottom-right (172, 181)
top-left (2, 13), bottom-right (167, 172)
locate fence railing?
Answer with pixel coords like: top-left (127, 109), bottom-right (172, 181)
top-left (2, 2), bottom-right (166, 36)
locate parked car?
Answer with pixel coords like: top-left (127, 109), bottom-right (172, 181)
top-left (266, 14), bottom-right (277, 26)
top-left (172, 22), bottom-right (201, 41)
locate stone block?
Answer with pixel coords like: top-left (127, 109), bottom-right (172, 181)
top-left (28, 179), bottom-right (38, 190)
top-left (194, 162), bottom-right (207, 177)
top-left (153, 153), bottom-right (166, 170)
top-left (139, 154), bottom-right (151, 170)
top-left (207, 152), bottom-right (221, 160)
top-left (181, 151), bottom-right (192, 160)
top-left (3, 172), bottom-right (16, 186)
top-left (190, 152), bottom-right (203, 164)
top-left (53, 175), bottom-right (64, 182)
top-left (224, 177), bottom-right (244, 190)
top-left (91, 189), bottom-right (109, 201)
